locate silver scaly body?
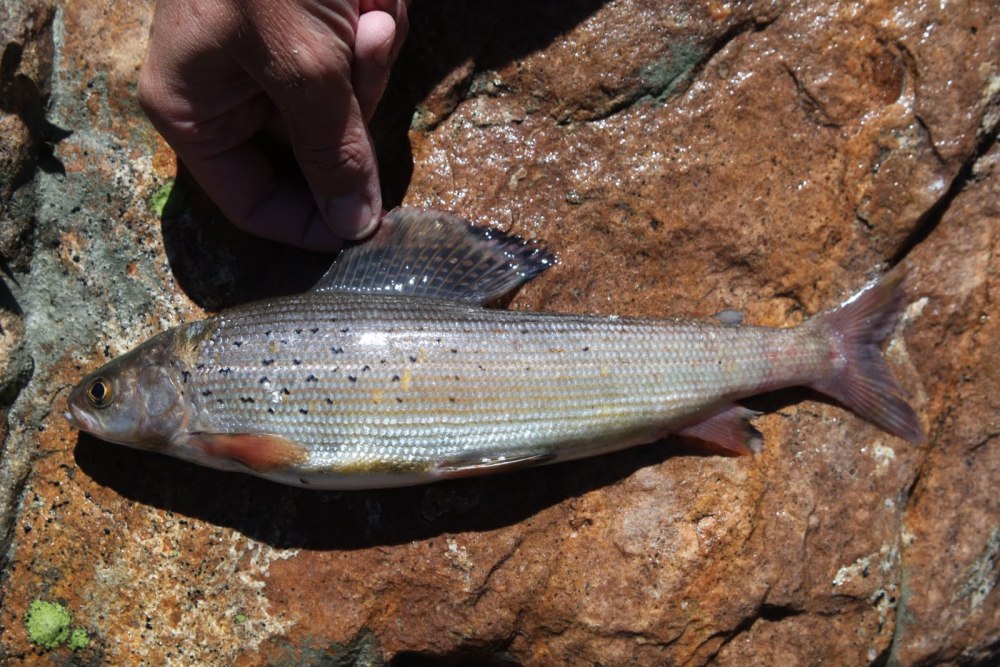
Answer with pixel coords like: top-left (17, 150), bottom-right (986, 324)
top-left (175, 293), bottom-right (824, 487)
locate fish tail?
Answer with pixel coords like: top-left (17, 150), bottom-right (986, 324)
top-left (806, 270), bottom-right (925, 443)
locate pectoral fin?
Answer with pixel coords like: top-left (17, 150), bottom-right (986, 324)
top-left (188, 433), bottom-right (308, 472)
top-left (677, 404), bottom-right (763, 455)
top-left (433, 451), bottom-right (556, 479)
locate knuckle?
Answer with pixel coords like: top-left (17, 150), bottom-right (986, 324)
top-left (270, 44), bottom-right (352, 90)
top-left (294, 137), bottom-right (369, 175)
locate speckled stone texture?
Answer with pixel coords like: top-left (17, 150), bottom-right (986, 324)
top-left (1, 0), bottom-right (998, 664)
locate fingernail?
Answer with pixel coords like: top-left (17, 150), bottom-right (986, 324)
top-left (326, 194), bottom-right (378, 240)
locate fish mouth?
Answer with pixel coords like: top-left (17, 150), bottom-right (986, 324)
top-left (65, 404), bottom-right (95, 433)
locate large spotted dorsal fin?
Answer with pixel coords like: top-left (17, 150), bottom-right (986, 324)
top-left (310, 207), bottom-right (555, 305)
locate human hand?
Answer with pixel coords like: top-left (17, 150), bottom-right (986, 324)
top-left (138, 1), bottom-right (409, 251)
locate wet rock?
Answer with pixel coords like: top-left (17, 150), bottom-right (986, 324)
top-left (0, 0), bottom-right (998, 664)
top-left (885, 138), bottom-right (1000, 666)
top-left (0, 0), bottom-right (60, 272)
top-left (0, 0), bottom-right (52, 596)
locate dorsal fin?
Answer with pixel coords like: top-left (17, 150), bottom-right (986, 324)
top-left (310, 207), bottom-right (556, 304)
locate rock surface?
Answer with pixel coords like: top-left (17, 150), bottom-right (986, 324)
top-left (1, 0), bottom-right (998, 664)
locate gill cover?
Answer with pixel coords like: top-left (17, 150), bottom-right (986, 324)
top-left (67, 330), bottom-right (189, 448)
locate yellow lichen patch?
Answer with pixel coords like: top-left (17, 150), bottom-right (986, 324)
top-left (58, 229), bottom-right (89, 273)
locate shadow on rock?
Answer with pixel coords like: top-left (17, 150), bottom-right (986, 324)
top-left (74, 433), bottom-right (715, 550)
top-left (158, 1), bottom-right (608, 311)
top-left (159, 166), bottom-right (335, 312)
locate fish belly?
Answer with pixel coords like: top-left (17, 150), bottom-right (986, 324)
top-left (178, 293), bottom-right (828, 486)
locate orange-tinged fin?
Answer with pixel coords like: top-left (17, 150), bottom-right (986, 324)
top-left (189, 433), bottom-right (308, 472)
top-left (677, 404), bottom-right (763, 455)
top-left (807, 271), bottom-right (925, 443)
top-left (433, 451), bottom-right (556, 479)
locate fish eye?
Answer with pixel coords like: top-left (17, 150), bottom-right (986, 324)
top-left (86, 377), bottom-right (113, 408)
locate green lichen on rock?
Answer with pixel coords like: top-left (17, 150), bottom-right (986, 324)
top-left (25, 599), bottom-right (72, 649)
top-left (149, 180), bottom-right (175, 217)
top-left (24, 599), bottom-right (90, 651)
top-left (68, 627), bottom-right (90, 650)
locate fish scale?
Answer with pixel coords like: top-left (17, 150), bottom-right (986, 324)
top-left (66, 207), bottom-right (923, 489)
top-left (178, 292), bottom-right (824, 473)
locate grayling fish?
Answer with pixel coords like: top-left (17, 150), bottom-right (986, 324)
top-left (65, 208), bottom-right (923, 489)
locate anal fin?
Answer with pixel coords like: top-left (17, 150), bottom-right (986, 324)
top-left (677, 404), bottom-right (763, 455)
top-left (432, 451), bottom-right (556, 479)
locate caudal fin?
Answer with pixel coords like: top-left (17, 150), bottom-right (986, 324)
top-left (807, 271), bottom-right (925, 443)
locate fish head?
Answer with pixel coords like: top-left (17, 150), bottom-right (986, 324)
top-left (66, 331), bottom-right (190, 450)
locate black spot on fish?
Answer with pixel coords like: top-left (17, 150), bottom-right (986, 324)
top-left (201, 389), bottom-right (213, 397)
top-left (330, 347), bottom-right (343, 354)
top-left (310, 327), bottom-right (319, 334)
top-left (282, 387), bottom-right (291, 395)
top-left (216, 398), bottom-right (224, 404)
top-left (240, 397), bottom-right (255, 403)
top-left (362, 365), bottom-right (370, 372)
top-left (219, 367), bottom-right (231, 375)
top-left (325, 398), bottom-right (334, 405)
top-left (435, 337), bottom-right (442, 343)
top-left (409, 355), bottom-right (417, 363)
top-left (267, 407), bottom-right (275, 414)
top-left (348, 375), bottom-right (357, 383)
top-left (449, 397), bottom-right (457, 403)
top-left (340, 327), bottom-right (349, 334)
top-left (259, 376), bottom-right (269, 384)
top-left (233, 340), bottom-right (242, 348)
top-left (520, 328), bottom-right (529, 334)
top-left (391, 375), bottom-right (400, 382)
top-left (396, 397), bottom-right (404, 403)
top-left (450, 348), bottom-right (458, 354)
top-left (264, 330), bottom-right (272, 336)
top-left (181, 371), bottom-right (191, 383)
top-left (379, 359), bottom-right (386, 364)
top-left (294, 328), bottom-right (302, 335)
top-left (582, 346), bottom-right (590, 352)
top-left (196, 363), bottom-right (205, 370)
top-left (306, 374), bottom-right (318, 383)
top-left (293, 359), bottom-right (302, 365)
top-left (454, 375), bottom-right (461, 381)
top-left (299, 408), bottom-right (308, 415)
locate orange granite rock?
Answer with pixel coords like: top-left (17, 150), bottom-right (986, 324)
top-left (0, 0), bottom-right (997, 664)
